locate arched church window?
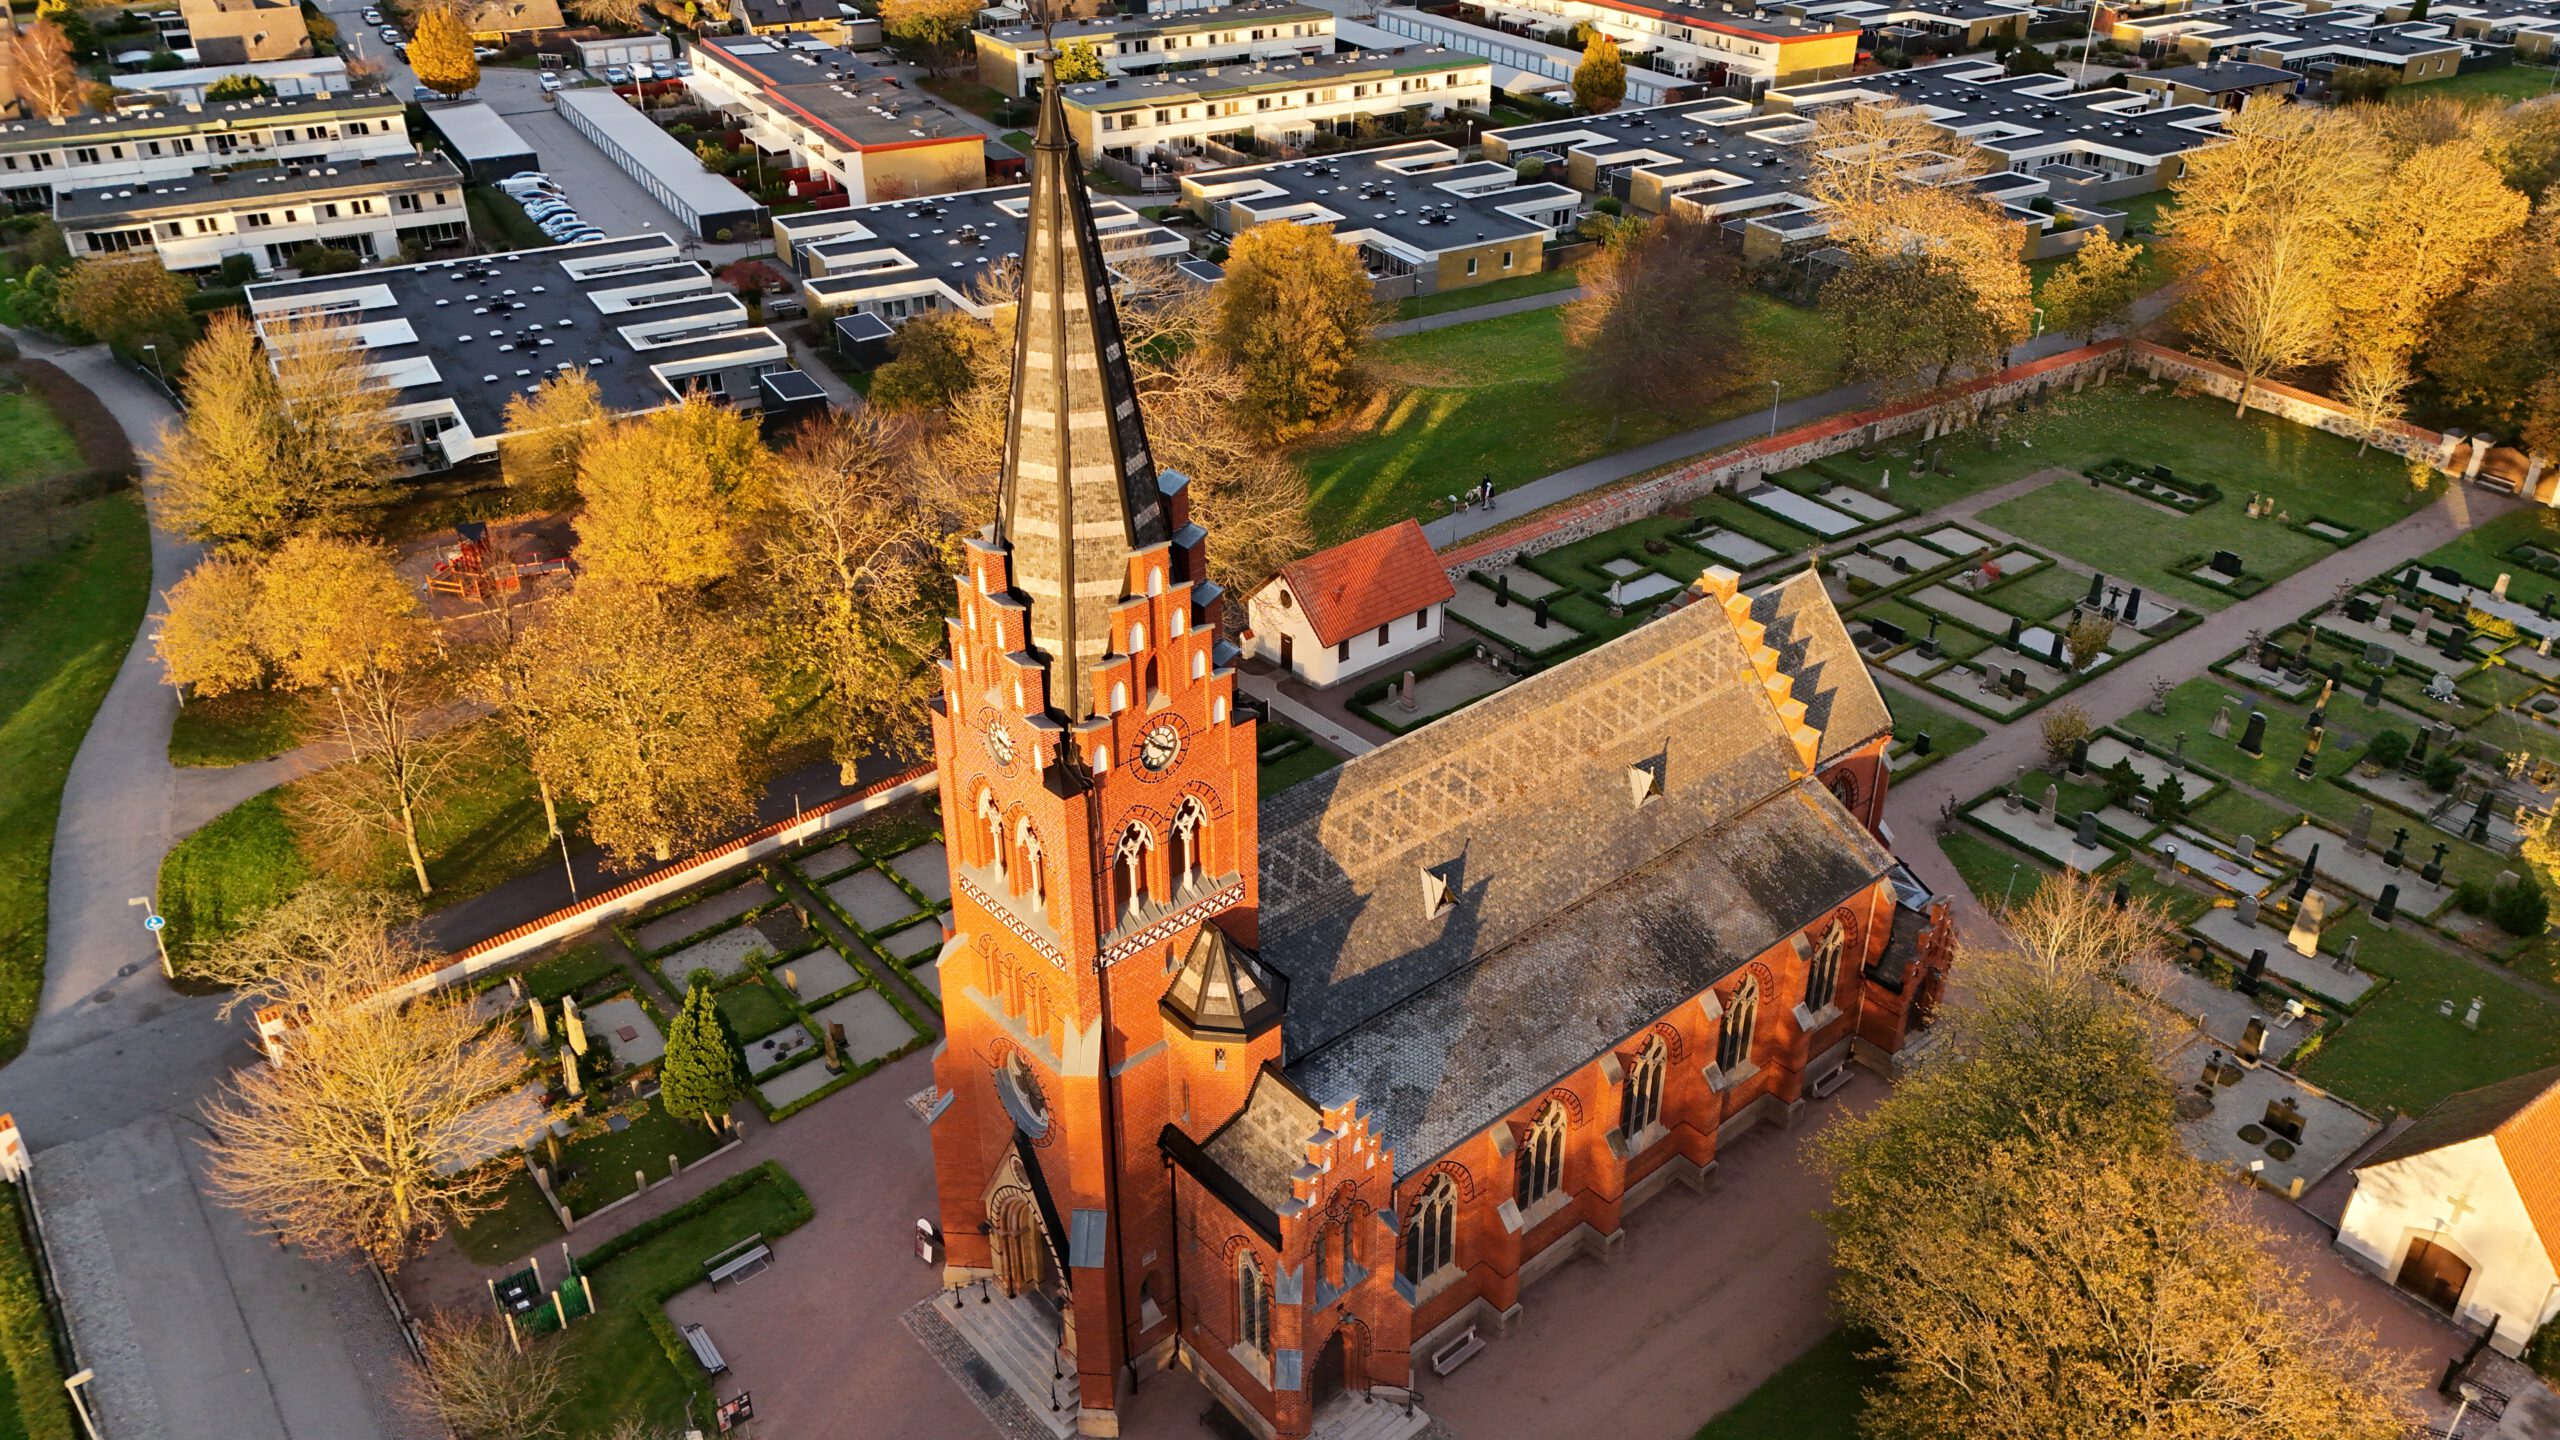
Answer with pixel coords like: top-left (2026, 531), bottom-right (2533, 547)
top-left (1515, 1102), bottom-right (1566, 1210)
top-left (1193, 650), bottom-right (1208, 680)
top-left (1402, 1175), bottom-right (1455, 1282)
top-left (1237, 1255), bottom-right (1270, 1356)
top-left (1623, 1034), bottom-right (1666, 1136)
top-left (1806, 921), bottom-right (1847, 1016)
top-left (1115, 824), bottom-right (1154, 917)
top-left (979, 790), bottom-right (1004, 874)
top-left (1719, 976), bottom-right (1759, 1074)
top-left (1014, 818), bottom-right (1045, 910)
top-left (1173, 798), bottom-right (1208, 886)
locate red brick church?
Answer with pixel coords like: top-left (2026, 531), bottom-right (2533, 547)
top-left (923, 57), bottom-right (1956, 1440)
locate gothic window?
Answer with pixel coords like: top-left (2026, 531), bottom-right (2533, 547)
top-left (1718, 977), bottom-right (1759, 1074)
top-left (1402, 1175), bottom-right (1455, 1282)
top-left (1830, 771), bottom-right (1860, 814)
top-left (1003, 1050), bottom-right (1050, 1131)
top-left (1115, 824), bottom-right (1155, 917)
top-left (1144, 656), bottom-right (1161, 703)
top-left (1805, 921), bottom-right (1847, 1016)
top-left (979, 790), bottom-right (1004, 874)
top-left (1237, 1255), bottom-right (1270, 1356)
top-left (1112, 681), bottom-right (1129, 713)
top-left (1014, 818), bottom-right (1046, 910)
top-left (1173, 798), bottom-right (1208, 885)
top-left (1515, 1102), bottom-right (1566, 1210)
top-left (1623, 1034), bottom-right (1666, 1136)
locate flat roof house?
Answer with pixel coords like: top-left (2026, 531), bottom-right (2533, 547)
top-left (685, 34), bottom-right (987, 204)
top-left (245, 234), bottom-right (790, 471)
top-left (2124, 56), bottom-right (2299, 107)
top-left (1181, 140), bottom-right (1579, 294)
top-left (177, 0), bottom-right (312, 65)
top-left (1059, 47), bottom-right (1492, 165)
top-left (770, 181), bottom-right (1190, 324)
top-left (57, 152), bottom-right (467, 275)
top-left (974, 3), bottom-right (1336, 97)
top-left (1422, 0), bottom-right (1862, 92)
top-left (1785, 0), bottom-right (2035, 50)
top-left (1369, 4), bottom-right (1693, 105)
top-left (732, 0), bottom-right (874, 43)
top-left (0, 94), bottom-right (414, 209)
top-left (2108, 1), bottom-right (2468, 84)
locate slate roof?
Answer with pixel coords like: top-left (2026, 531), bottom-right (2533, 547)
top-left (1201, 1066), bottom-right (1322, 1216)
top-left (1255, 589), bottom-right (1893, 1177)
top-left (1750, 568), bottom-right (1892, 768)
top-left (2362, 1063), bottom-right (2560, 1264)
top-left (1270, 519), bottom-right (1455, 648)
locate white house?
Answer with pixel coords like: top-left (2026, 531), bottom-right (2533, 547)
top-left (1244, 518), bottom-right (1454, 687)
top-left (2335, 1063), bottom-right (2560, 1356)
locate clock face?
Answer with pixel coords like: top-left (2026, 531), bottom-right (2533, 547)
top-left (985, 720), bottom-right (1014, 766)
top-left (1139, 721), bottom-right (1181, 772)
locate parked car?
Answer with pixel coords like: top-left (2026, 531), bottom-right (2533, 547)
top-left (603, 64), bottom-right (630, 84)
top-left (538, 72), bottom-right (564, 92)
top-left (671, 59), bottom-right (691, 76)
top-left (473, 45), bottom-right (498, 58)
top-left (499, 170), bottom-right (558, 189)
top-left (647, 60), bottom-right (672, 79)
top-left (557, 228), bottom-right (605, 243)
top-left (377, 25), bottom-right (401, 42)
top-left (360, 5), bottom-right (380, 20)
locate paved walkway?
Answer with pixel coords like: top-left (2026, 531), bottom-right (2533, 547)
top-left (1375, 284), bottom-right (1586, 339)
top-left (1237, 668), bottom-right (1382, 757)
top-left (5, 330), bottom-right (432, 1440)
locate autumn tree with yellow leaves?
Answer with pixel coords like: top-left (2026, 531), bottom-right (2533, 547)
top-left (151, 311), bottom-right (397, 549)
top-left (571, 394), bottom-right (772, 594)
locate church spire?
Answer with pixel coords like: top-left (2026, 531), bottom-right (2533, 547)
top-left (996, 46), bottom-right (1167, 723)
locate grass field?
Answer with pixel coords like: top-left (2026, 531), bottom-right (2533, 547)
top-left (1693, 1329), bottom-right (1876, 1440)
top-left (2297, 909), bottom-right (2560, 1117)
top-left (167, 686), bottom-right (310, 767)
top-left (0, 492), bottom-right (150, 1062)
top-left (1882, 685), bottom-right (1988, 763)
top-left (2390, 64), bottom-right (2560, 106)
top-left (0, 1183), bottom-right (70, 1440)
top-left (1392, 265), bottom-right (1581, 320)
top-left (1297, 294), bottom-right (1843, 544)
top-left (2409, 508), bottom-right (2560, 615)
top-left (159, 723), bottom-right (581, 966)
top-left (0, 394), bottom-right (85, 490)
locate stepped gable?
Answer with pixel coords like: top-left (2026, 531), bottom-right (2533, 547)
top-left (1750, 568), bottom-right (1892, 767)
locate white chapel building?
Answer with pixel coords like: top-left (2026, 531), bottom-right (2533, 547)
top-left (2335, 1063), bottom-right (2560, 1355)
top-left (1243, 518), bottom-right (1454, 688)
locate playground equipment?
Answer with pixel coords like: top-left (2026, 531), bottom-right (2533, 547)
top-left (428, 521), bottom-right (574, 601)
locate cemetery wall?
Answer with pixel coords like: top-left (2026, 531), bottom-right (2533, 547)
top-left (400, 766), bottom-right (937, 1003)
top-left (2125, 343), bottom-right (2445, 461)
top-left (1440, 340), bottom-right (2132, 582)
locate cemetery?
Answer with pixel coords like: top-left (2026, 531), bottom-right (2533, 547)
top-left (1852, 545), bottom-right (2194, 721)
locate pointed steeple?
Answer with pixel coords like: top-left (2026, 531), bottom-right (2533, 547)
top-left (1160, 924), bottom-right (1284, 1043)
top-left (996, 46), bottom-right (1168, 723)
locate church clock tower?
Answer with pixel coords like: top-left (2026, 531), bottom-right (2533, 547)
top-left (925, 46), bottom-right (1273, 1438)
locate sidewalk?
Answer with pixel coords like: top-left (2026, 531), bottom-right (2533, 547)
top-left (1237, 668), bottom-right (1382, 757)
top-left (1376, 284), bottom-right (1586, 339)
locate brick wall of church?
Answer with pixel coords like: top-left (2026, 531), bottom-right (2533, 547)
top-left (1396, 876), bottom-right (1906, 1344)
top-left (1818, 737), bottom-right (1893, 836)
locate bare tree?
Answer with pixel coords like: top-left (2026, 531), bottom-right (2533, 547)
top-left (1561, 215), bottom-right (1751, 435)
top-left (1997, 869), bottom-right (2176, 1001)
top-left (2335, 343), bottom-right (2412, 455)
top-left (401, 1309), bottom-right (571, 1440)
top-left (199, 890), bottom-right (528, 1268)
top-left (288, 665), bottom-right (461, 896)
top-left (7, 21), bottom-right (80, 120)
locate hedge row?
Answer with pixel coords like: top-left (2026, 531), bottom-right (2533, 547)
top-left (576, 1159), bottom-right (809, 1272)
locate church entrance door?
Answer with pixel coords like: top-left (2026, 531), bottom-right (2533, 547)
top-left (1311, 1330), bottom-right (1348, 1409)
top-left (990, 1189), bottom-right (1052, 1301)
top-left (2396, 1236), bottom-right (2471, 1315)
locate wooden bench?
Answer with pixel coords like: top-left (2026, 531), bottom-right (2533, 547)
top-left (681, 1322), bottom-right (728, 1376)
top-left (703, 1236), bottom-right (771, 1289)
top-left (1811, 1063), bottom-right (1854, 1100)
top-left (1429, 1325), bottom-right (1484, 1376)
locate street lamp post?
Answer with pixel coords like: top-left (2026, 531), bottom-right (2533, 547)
top-left (141, 342), bottom-right (165, 387)
top-left (1766, 379), bottom-right (1783, 438)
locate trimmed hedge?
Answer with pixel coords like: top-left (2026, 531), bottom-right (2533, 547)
top-left (578, 1160), bottom-right (809, 1271)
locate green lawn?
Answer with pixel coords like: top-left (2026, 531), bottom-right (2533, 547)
top-left (2113, 680), bottom-right (2376, 825)
top-left (715, 979), bottom-right (795, 1043)
top-left (555, 1163), bottom-right (812, 1437)
top-left (1393, 264), bottom-right (1581, 320)
top-left (450, 1169), bottom-right (563, 1266)
top-left (167, 686), bottom-right (310, 767)
top-left (2390, 64), bottom-right (2560, 106)
top-left (552, 1099), bottom-right (726, 1215)
top-left (1260, 741), bottom-right (1344, 798)
top-left (1, 494), bottom-right (151, 1061)
top-left (2297, 910), bottom-right (2560, 1117)
top-left (0, 392), bottom-right (85, 490)
top-left (1694, 1329), bottom-right (1877, 1440)
top-left (1980, 482), bottom-right (2332, 612)
top-left (1981, 563), bottom-right (2092, 622)
top-left (522, 943), bottom-right (624, 1003)
top-left (159, 722), bottom-right (581, 969)
top-left (0, 1183), bottom-right (71, 1440)
top-left (2409, 508), bottom-right (2560, 616)
top-left (1298, 293), bottom-right (1843, 544)
top-left (1940, 829), bottom-right (2052, 911)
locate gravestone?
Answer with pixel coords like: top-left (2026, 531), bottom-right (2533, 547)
top-left (2238, 1016), bottom-right (2267, 1067)
top-left (1495, 572), bottom-right (1511, 607)
top-left (2443, 626), bottom-right (2472, 662)
top-left (824, 1021), bottom-right (845, 1072)
top-left (2349, 804), bottom-right (2374, 853)
top-left (2008, 667), bottom-right (2028, 696)
top-left (507, 975), bottom-right (524, 1002)
top-left (1892, 554), bottom-right (1911, 574)
top-left (2375, 883), bottom-right (2400, 925)
top-left (2044, 783), bottom-right (2061, 825)
top-left (2086, 572), bottom-right (2106, 607)
top-left (1922, 615), bottom-right (1940, 658)
top-left (1870, 617), bottom-right (1907, 646)
top-left (2125, 587), bottom-right (2146, 625)
top-left (2236, 892), bottom-right (2261, 928)
top-left (2423, 842), bottom-right (2450, 887)
top-left (1399, 671), bottom-right (1417, 712)
top-left (2294, 729), bottom-right (2322, 781)
top-left (2212, 550), bottom-right (2244, 578)
top-left (2262, 1095), bottom-right (2306, 1144)
top-left (2345, 596), bottom-right (2372, 623)
top-left (2006, 615), bottom-right (2024, 644)
top-left (1913, 732), bottom-right (1933, 756)
top-left (2340, 933), bottom-right (2361, 973)
top-left (564, 997), bottom-right (588, 1056)
top-left (781, 966), bottom-right (799, 996)
top-left (2238, 711), bottom-right (2268, 759)
top-left (2237, 833), bottom-right (2258, 860)
top-left (2240, 948), bottom-right (2268, 996)
top-left (562, 1050), bottom-right (581, 1098)
top-left (2468, 790), bottom-right (2495, 843)
top-left (1534, 597), bottom-right (1551, 629)
top-left (2364, 669), bottom-right (2386, 708)
top-left (2385, 828), bottom-right (2409, 869)
top-left (2293, 842), bottom-right (2321, 901)
top-left (2211, 703), bottom-right (2231, 739)
top-left (2376, 596), bottom-right (2396, 628)
top-left (2069, 738), bottom-right (2089, 775)
top-left (2497, 573), bottom-right (2513, 600)
top-left (2288, 890), bottom-right (2329, 957)
top-left (2049, 631), bottom-right (2067, 667)
top-left (529, 997), bottom-right (550, 1043)
top-left (2076, 811), bottom-right (2100, 849)
top-left (2463, 996), bottom-right (2484, 1030)
top-left (2112, 880), bottom-right (2130, 910)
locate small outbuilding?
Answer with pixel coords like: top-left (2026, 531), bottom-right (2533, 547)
top-left (2334, 1063), bottom-right (2560, 1355)
top-left (1243, 518), bottom-right (1453, 688)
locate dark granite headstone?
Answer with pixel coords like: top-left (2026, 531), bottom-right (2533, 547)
top-left (2375, 883), bottom-right (2399, 924)
top-left (2076, 811), bottom-right (2099, 849)
top-left (2086, 572), bottom-right (2106, 607)
top-left (2423, 842), bottom-right (2449, 886)
top-left (2212, 550), bottom-right (2245, 577)
top-left (2240, 947), bottom-right (2267, 996)
top-left (2384, 828), bottom-right (2408, 870)
top-left (1912, 731), bottom-right (1932, 756)
top-left (2363, 669), bottom-right (2386, 708)
top-left (2069, 738), bottom-right (2089, 775)
top-left (2238, 711), bottom-right (2267, 758)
